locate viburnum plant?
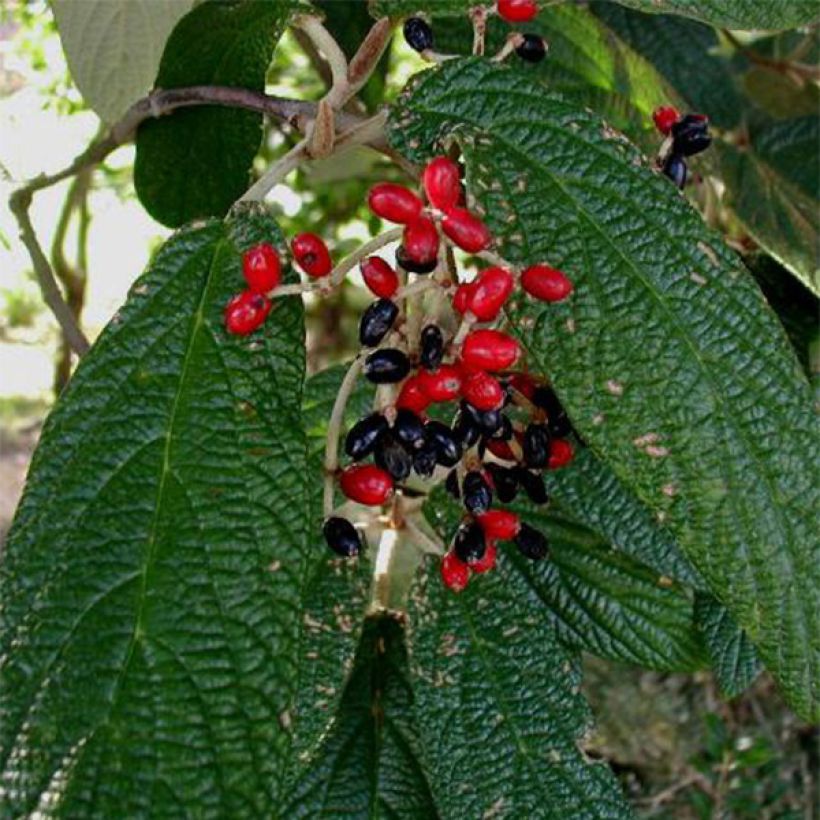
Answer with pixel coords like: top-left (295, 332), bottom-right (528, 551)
top-left (2, 0), bottom-right (818, 817)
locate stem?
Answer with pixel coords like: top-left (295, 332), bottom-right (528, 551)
top-left (404, 516), bottom-right (445, 556)
top-left (323, 355), bottom-right (365, 517)
top-left (723, 29), bottom-right (820, 82)
top-left (330, 226), bottom-right (402, 287)
top-left (238, 138), bottom-right (308, 203)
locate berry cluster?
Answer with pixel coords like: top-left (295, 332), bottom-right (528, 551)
top-left (403, 0), bottom-right (547, 64)
top-left (310, 155), bottom-right (576, 593)
top-left (653, 105), bottom-right (712, 189)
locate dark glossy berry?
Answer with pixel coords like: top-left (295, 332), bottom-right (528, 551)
top-left (461, 329), bottom-right (520, 371)
top-left (548, 438), bottom-right (574, 470)
top-left (441, 207), bottom-right (491, 253)
top-left (477, 509), bottom-right (521, 541)
top-left (404, 16), bottom-right (433, 52)
top-left (515, 468), bottom-right (548, 505)
top-left (477, 407), bottom-right (504, 435)
top-left (663, 153), bottom-right (688, 189)
top-left (368, 182), bottom-right (423, 224)
top-left (323, 516), bottom-right (362, 557)
top-left (521, 264), bottom-right (573, 302)
top-left (453, 520), bottom-right (486, 565)
top-left (396, 245), bottom-right (438, 275)
top-left (393, 408), bottom-right (426, 450)
top-left (514, 522), bottom-right (550, 560)
top-left (344, 412), bottom-right (388, 461)
top-left (422, 156), bottom-right (461, 211)
top-left (361, 256), bottom-right (399, 298)
top-left (242, 243), bottom-right (281, 293)
top-left (652, 105), bottom-right (680, 136)
top-left (291, 232), bottom-right (332, 278)
top-left (523, 422), bottom-right (550, 468)
top-left (364, 348), bottom-right (411, 383)
top-left (489, 414), bottom-right (513, 441)
top-left (486, 463), bottom-right (519, 503)
top-left (441, 550), bottom-right (469, 592)
top-left (403, 217), bottom-right (440, 266)
top-left (671, 114), bottom-right (711, 157)
top-left (533, 385), bottom-right (572, 437)
top-left (516, 34), bottom-right (547, 63)
top-left (467, 266), bottom-right (515, 321)
top-left (359, 298), bottom-right (399, 347)
top-left (453, 406), bottom-right (482, 448)
top-left (463, 470), bottom-right (492, 515)
top-left (445, 468), bottom-right (461, 498)
top-left (413, 439), bottom-right (438, 477)
top-left (339, 464), bottom-right (393, 506)
top-left (425, 420), bottom-right (462, 467)
top-left (498, 0), bottom-right (539, 22)
top-left (420, 324), bottom-right (445, 370)
top-left (375, 434), bottom-right (413, 481)
top-left (225, 290), bottom-right (271, 335)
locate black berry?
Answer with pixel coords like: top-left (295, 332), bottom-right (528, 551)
top-left (393, 408), bottom-right (426, 450)
top-left (323, 516), bottom-right (362, 557)
top-left (445, 468), bottom-right (461, 498)
top-left (425, 420), bottom-right (462, 467)
top-left (489, 414), bottom-right (513, 441)
top-left (375, 434), bottom-right (413, 481)
top-left (533, 385), bottom-right (573, 438)
top-left (364, 348), bottom-right (411, 383)
top-left (396, 245), bottom-right (437, 275)
top-left (515, 467), bottom-right (548, 504)
top-left (420, 324), bottom-right (444, 370)
top-left (344, 412), bottom-right (388, 461)
top-left (514, 522), bottom-right (549, 560)
top-left (663, 153), bottom-right (687, 189)
top-left (671, 114), bottom-right (711, 157)
top-left (453, 404), bottom-right (482, 447)
top-left (413, 439), bottom-right (438, 477)
top-left (477, 407), bottom-right (504, 436)
top-left (453, 520), bottom-right (486, 564)
top-left (523, 423), bottom-right (550, 469)
top-left (359, 298), bottom-right (399, 347)
top-left (516, 34), bottom-right (546, 63)
top-left (487, 463), bottom-right (519, 503)
top-left (403, 17), bottom-right (434, 52)
top-left (463, 470), bottom-right (492, 515)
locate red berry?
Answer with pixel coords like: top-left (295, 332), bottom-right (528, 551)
top-left (521, 264), bottom-right (573, 302)
top-left (462, 370), bottom-right (505, 411)
top-left (441, 551), bottom-right (470, 591)
top-left (548, 438), bottom-right (574, 470)
top-left (453, 282), bottom-right (475, 314)
top-left (461, 329), bottom-right (521, 371)
top-left (486, 437), bottom-right (516, 462)
top-left (652, 105), bottom-right (680, 136)
top-left (397, 375), bottom-right (432, 413)
top-left (291, 232), bottom-right (332, 278)
top-left (508, 372), bottom-right (537, 400)
top-left (368, 182), bottom-right (423, 224)
top-left (477, 510), bottom-right (521, 540)
top-left (422, 156), bottom-right (462, 211)
top-left (467, 266), bottom-right (515, 321)
top-left (224, 290), bottom-right (272, 335)
top-left (360, 256), bottom-right (399, 298)
top-left (497, 0), bottom-right (539, 22)
top-left (242, 243), bottom-right (281, 293)
top-left (441, 207), bottom-right (491, 253)
top-left (403, 216), bottom-right (440, 266)
top-left (418, 364), bottom-right (463, 403)
top-left (339, 464), bottom-right (394, 505)
top-left (470, 542), bottom-right (497, 574)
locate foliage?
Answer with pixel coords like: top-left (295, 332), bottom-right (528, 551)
top-left (3, 0), bottom-right (819, 816)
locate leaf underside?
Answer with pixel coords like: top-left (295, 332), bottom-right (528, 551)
top-left (389, 57), bottom-right (819, 720)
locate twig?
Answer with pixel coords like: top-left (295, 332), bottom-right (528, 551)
top-left (723, 30), bottom-right (820, 82)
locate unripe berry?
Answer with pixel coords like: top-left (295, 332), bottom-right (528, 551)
top-left (422, 156), bottom-right (462, 211)
top-left (291, 232), bottom-right (332, 278)
top-left (498, 0), bottom-right (539, 22)
top-left (418, 364), bottom-right (463, 403)
top-left (470, 542), bottom-right (497, 574)
top-left (461, 329), bottom-right (521, 371)
top-left (441, 550), bottom-right (470, 592)
top-left (486, 437), bottom-right (516, 462)
top-left (339, 464), bottom-right (393, 506)
top-left (462, 370), bottom-right (505, 411)
top-left (441, 207), bottom-right (491, 253)
top-left (361, 256), bottom-right (399, 298)
top-left (323, 516), bottom-right (362, 557)
top-left (403, 216), bottom-right (440, 266)
top-left (468, 266), bottom-right (515, 321)
top-left (224, 290), bottom-right (271, 335)
top-left (548, 437), bottom-right (575, 469)
top-left (477, 510), bottom-right (521, 541)
top-left (368, 182), bottom-right (423, 224)
top-left (508, 372), bottom-right (537, 400)
top-left (453, 282), bottom-right (475, 314)
top-left (521, 264), bottom-right (573, 302)
top-left (242, 243), bottom-right (281, 293)
top-left (396, 375), bottom-right (432, 413)
top-left (652, 105), bottom-right (681, 135)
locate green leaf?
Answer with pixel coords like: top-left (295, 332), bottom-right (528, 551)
top-left (718, 116), bottom-right (820, 295)
top-left (407, 559), bottom-right (632, 818)
top-left (134, 0), bottom-right (295, 227)
top-left (0, 209), bottom-right (310, 814)
top-left (596, 0), bottom-right (820, 30)
top-left (286, 617), bottom-right (439, 817)
top-left (390, 58), bottom-right (820, 720)
top-left (52, 0), bottom-right (195, 124)
top-left (368, 0), bottom-right (467, 18)
top-left (695, 593), bottom-right (763, 699)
